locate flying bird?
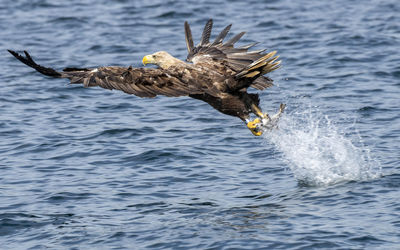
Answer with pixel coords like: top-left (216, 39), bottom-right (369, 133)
top-left (8, 19), bottom-right (285, 136)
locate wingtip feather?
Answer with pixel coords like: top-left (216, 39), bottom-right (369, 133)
top-left (200, 19), bottom-right (213, 46)
top-left (224, 31), bottom-right (246, 47)
top-left (184, 21), bottom-right (194, 53)
top-left (212, 24), bottom-right (232, 45)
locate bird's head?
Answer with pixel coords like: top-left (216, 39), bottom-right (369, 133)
top-left (142, 51), bottom-right (177, 69)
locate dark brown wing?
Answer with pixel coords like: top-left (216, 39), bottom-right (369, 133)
top-left (8, 50), bottom-right (202, 98)
top-left (184, 19), bottom-right (280, 90)
top-left (63, 66), bottom-right (202, 98)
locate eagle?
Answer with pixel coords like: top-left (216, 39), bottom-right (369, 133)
top-left (8, 19), bottom-right (285, 136)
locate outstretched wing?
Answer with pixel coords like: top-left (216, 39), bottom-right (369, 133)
top-left (184, 19), bottom-right (281, 90)
top-left (8, 50), bottom-right (201, 98)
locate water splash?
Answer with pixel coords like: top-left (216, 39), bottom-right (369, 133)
top-left (263, 105), bottom-right (381, 186)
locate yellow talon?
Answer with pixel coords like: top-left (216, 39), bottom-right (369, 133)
top-left (251, 129), bottom-right (263, 136)
top-left (247, 118), bottom-right (263, 136)
top-left (247, 118), bottom-right (261, 129)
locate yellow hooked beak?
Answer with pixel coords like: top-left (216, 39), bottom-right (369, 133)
top-left (142, 55), bottom-right (153, 66)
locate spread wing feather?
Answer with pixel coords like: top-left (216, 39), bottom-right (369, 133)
top-left (8, 50), bottom-right (202, 98)
top-left (211, 24), bottom-right (232, 46)
top-left (200, 19), bottom-right (213, 46)
top-left (184, 22), bottom-right (194, 54)
top-left (185, 19), bottom-right (280, 91)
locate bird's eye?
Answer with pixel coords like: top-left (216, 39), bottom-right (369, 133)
top-left (153, 55), bottom-right (157, 59)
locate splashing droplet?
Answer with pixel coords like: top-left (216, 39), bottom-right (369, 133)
top-left (263, 105), bottom-right (381, 186)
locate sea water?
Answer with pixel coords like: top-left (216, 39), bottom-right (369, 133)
top-left (1, 0), bottom-right (399, 248)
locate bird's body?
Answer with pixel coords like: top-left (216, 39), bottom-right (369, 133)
top-left (8, 19), bottom-right (285, 136)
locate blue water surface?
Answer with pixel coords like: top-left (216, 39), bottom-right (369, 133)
top-left (0, 0), bottom-right (399, 249)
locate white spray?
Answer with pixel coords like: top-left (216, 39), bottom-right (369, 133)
top-left (263, 104), bottom-right (381, 186)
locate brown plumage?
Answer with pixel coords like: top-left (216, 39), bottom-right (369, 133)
top-left (8, 19), bottom-right (283, 136)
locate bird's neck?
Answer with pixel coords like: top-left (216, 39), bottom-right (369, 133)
top-left (159, 56), bottom-right (187, 70)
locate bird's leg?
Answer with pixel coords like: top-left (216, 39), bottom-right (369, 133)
top-left (245, 117), bottom-right (263, 136)
top-left (246, 103), bottom-right (286, 136)
top-left (243, 104), bottom-right (265, 136)
top-left (245, 104), bottom-right (269, 136)
top-left (251, 104), bottom-right (271, 121)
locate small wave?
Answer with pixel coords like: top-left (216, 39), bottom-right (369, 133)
top-left (155, 11), bottom-right (192, 18)
top-left (0, 213), bottom-right (45, 236)
top-left (263, 105), bottom-right (381, 186)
